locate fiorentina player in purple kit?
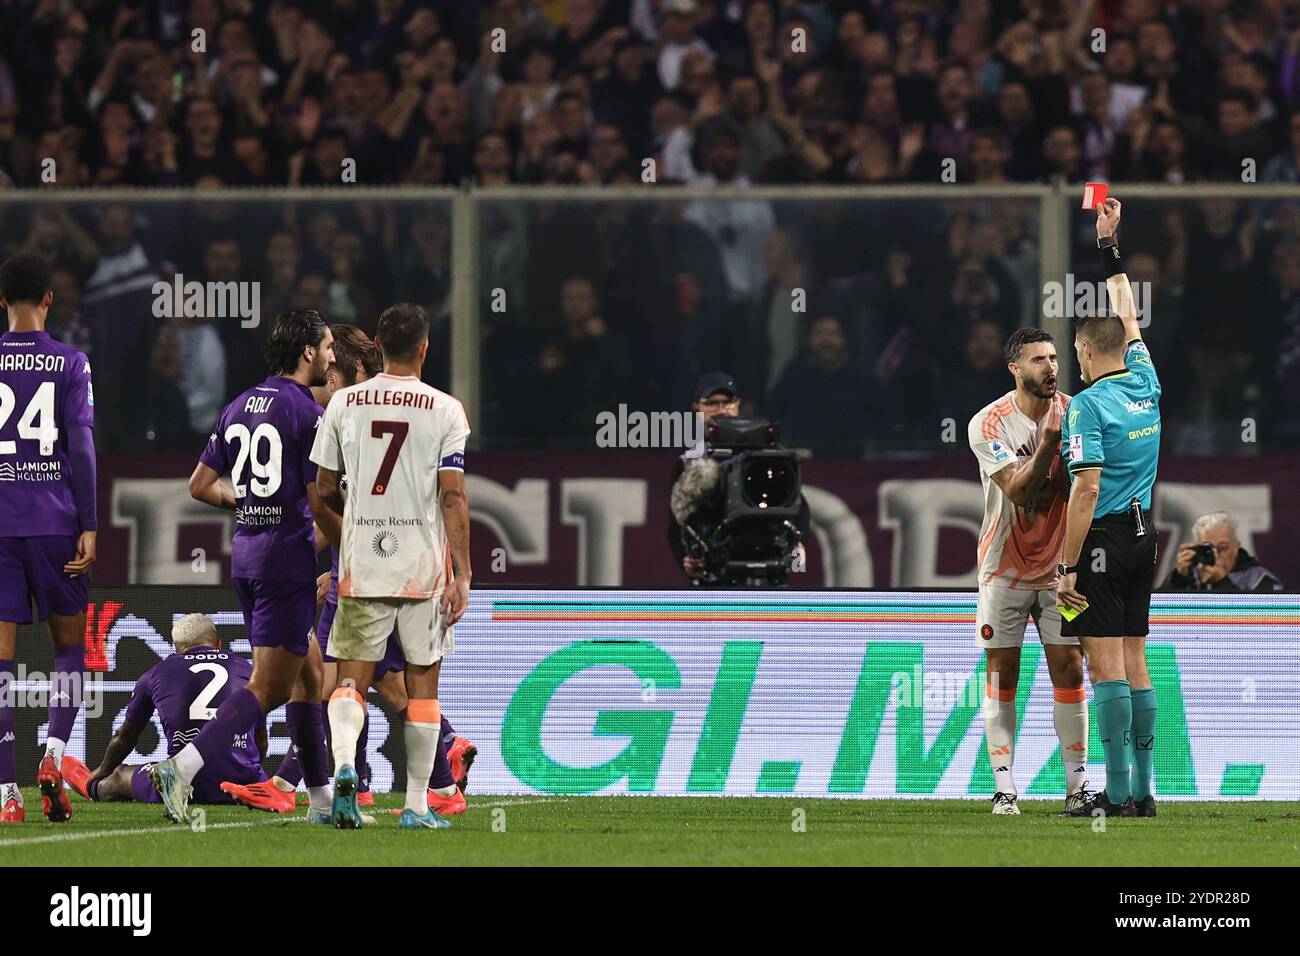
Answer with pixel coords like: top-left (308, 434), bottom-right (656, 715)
top-left (230, 325), bottom-right (476, 814)
top-left (147, 310), bottom-right (338, 825)
top-left (0, 254), bottom-right (97, 825)
top-left (60, 614), bottom-right (270, 806)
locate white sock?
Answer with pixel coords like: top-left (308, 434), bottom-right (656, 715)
top-left (327, 690), bottom-right (365, 769)
top-left (405, 717), bottom-right (439, 814)
top-left (44, 737), bottom-right (66, 764)
top-left (271, 775), bottom-right (295, 793)
top-left (308, 785), bottom-right (331, 810)
top-left (1, 782), bottom-right (20, 805)
top-left (429, 783), bottom-right (457, 797)
top-left (1053, 693), bottom-right (1089, 794)
top-left (174, 743), bottom-right (205, 785)
top-left (983, 692), bottom-right (1017, 795)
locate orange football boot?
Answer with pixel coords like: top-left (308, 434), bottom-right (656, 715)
top-left (0, 786), bottom-right (23, 823)
top-left (38, 754), bottom-right (73, 822)
top-left (221, 779), bottom-right (296, 813)
top-left (426, 786), bottom-right (467, 815)
top-left (60, 755), bottom-right (94, 800)
top-left (357, 790), bottom-right (375, 807)
top-left (447, 737), bottom-right (477, 792)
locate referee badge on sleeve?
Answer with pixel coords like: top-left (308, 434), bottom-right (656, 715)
top-left (1068, 434), bottom-right (1083, 462)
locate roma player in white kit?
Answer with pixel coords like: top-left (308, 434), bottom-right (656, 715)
top-left (966, 328), bottom-right (1089, 816)
top-left (310, 303), bottom-right (472, 830)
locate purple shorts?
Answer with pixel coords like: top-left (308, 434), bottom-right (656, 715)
top-left (131, 760), bottom-right (266, 805)
top-left (316, 598), bottom-right (338, 661)
top-left (233, 577), bottom-right (315, 656)
top-left (0, 536), bottom-right (88, 624)
top-left (316, 598), bottom-right (404, 677)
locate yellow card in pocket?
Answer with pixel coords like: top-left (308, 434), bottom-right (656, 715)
top-left (1057, 602), bottom-right (1088, 622)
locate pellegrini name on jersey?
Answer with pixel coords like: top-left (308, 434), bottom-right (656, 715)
top-left (345, 388), bottom-right (437, 409)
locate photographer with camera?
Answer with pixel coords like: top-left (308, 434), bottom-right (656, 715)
top-left (667, 371), bottom-right (810, 586)
top-left (1163, 511), bottom-right (1283, 592)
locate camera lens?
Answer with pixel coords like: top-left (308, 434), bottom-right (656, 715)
top-left (741, 459), bottom-right (796, 509)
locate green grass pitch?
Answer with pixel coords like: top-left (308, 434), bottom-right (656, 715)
top-left (1, 790), bottom-right (1296, 866)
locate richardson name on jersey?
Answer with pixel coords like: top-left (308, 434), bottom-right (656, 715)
top-left (346, 388), bottom-right (436, 410)
top-left (353, 515), bottom-right (424, 528)
top-left (0, 352), bottom-right (66, 373)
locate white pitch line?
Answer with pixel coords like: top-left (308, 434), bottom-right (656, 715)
top-left (0, 798), bottom-right (572, 845)
top-left (0, 817), bottom-right (298, 848)
top-left (464, 797), bottom-right (572, 810)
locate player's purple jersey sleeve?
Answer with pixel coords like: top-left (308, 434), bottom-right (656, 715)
top-left (123, 667), bottom-right (157, 727)
top-left (62, 353), bottom-right (94, 429)
top-left (198, 402), bottom-right (232, 474)
top-left (299, 398), bottom-right (320, 486)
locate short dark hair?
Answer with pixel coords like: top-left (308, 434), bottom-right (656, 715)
top-left (376, 302), bottom-right (429, 364)
top-left (1074, 315), bottom-right (1125, 354)
top-left (263, 309), bottom-right (328, 375)
top-left (1004, 327), bottom-right (1053, 364)
top-left (0, 253), bottom-right (52, 306)
top-left (330, 323), bottom-right (381, 384)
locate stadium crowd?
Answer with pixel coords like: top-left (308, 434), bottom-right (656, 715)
top-left (1, 0), bottom-right (1299, 454)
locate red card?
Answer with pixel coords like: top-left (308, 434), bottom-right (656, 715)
top-left (1082, 182), bottom-right (1109, 209)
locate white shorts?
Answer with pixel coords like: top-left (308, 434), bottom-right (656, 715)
top-left (329, 595), bottom-right (455, 667)
top-left (975, 584), bottom-right (1076, 649)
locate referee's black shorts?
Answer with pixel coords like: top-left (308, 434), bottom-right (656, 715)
top-left (1060, 512), bottom-right (1159, 638)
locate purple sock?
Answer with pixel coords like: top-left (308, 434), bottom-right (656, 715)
top-left (287, 702), bottom-right (329, 789)
top-left (48, 645), bottom-right (85, 747)
top-left (275, 744), bottom-right (303, 787)
top-left (441, 715), bottom-right (456, 744)
top-left (0, 660), bottom-right (15, 782)
top-left (319, 700), bottom-right (333, 755)
top-left (192, 687), bottom-right (264, 767)
top-left (87, 777), bottom-right (101, 801)
top-left (429, 725), bottom-right (454, 790)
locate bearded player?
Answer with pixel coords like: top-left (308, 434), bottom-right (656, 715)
top-left (967, 328), bottom-right (1090, 815)
top-left (0, 253), bottom-right (97, 824)
top-left (148, 310), bottom-right (338, 825)
top-left (312, 303), bottom-right (471, 830)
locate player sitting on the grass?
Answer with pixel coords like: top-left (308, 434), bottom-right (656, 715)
top-left (967, 327), bottom-right (1091, 816)
top-left (224, 325), bottom-right (475, 816)
top-left (61, 614), bottom-right (269, 806)
top-left (0, 253), bottom-right (98, 825)
top-left (311, 304), bottom-right (472, 830)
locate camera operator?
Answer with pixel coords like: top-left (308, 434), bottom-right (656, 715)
top-left (667, 370), bottom-right (810, 584)
top-left (1163, 511), bottom-right (1283, 592)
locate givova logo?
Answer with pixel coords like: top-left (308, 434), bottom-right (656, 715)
top-left (50, 886), bottom-right (151, 936)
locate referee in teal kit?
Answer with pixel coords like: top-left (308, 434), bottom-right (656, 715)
top-left (1056, 197), bottom-right (1161, 819)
